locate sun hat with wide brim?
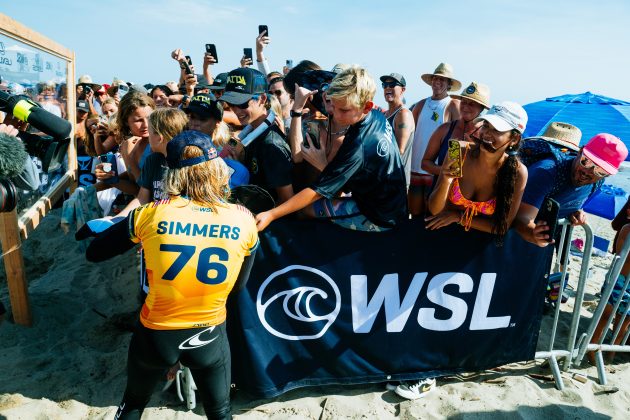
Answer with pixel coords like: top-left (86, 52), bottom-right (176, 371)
top-left (524, 122), bottom-right (582, 152)
top-left (421, 63), bottom-right (461, 92)
top-left (77, 74), bottom-right (102, 92)
top-left (450, 82), bottom-right (490, 109)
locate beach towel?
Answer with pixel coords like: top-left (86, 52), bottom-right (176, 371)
top-left (60, 185), bottom-right (103, 234)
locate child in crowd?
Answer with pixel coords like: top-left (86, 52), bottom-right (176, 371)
top-left (255, 66), bottom-right (408, 232)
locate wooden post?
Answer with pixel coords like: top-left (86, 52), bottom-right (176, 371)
top-left (0, 208), bottom-right (32, 326)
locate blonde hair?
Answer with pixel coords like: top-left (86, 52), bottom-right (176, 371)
top-left (212, 121), bottom-right (231, 149)
top-left (149, 108), bottom-right (188, 142)
top-left (326, 66), bottom-right (376, 108)
top-left (163, 146), bottom-right (231, 210)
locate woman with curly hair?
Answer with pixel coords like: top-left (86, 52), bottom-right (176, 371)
top-left (425, 101), bottom-right (528, 240)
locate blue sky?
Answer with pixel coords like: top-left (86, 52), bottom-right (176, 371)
top-left (2, 0), bottom-right (629, 107)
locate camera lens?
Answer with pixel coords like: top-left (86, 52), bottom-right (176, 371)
top-left (0, 178), bottom-right (18, 213)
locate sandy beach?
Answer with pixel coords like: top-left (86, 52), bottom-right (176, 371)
top-left (2, 166), bottom-right (630, 418)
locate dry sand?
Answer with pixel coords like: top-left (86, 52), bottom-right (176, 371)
top-left (1, 189), bottom-right (630, 418)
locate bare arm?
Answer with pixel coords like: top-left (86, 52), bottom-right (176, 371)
top-left (288, 116), bottom-right (305, 163)
top-left (446, 99), bottom-right (461, 122)
top-left (421, 123), bottom-right (449, 176)
top-left (394, 108), bottom-right (414, 156)
top-left (256, 187), bottom-right (321, 231)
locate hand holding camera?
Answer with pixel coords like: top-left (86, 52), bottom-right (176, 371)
top-left (241, 48), bottom-right (253, 67)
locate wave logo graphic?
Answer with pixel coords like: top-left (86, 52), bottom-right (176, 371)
top-left (257, 265), bottom-right (341, 341)
top-left (179, 326), bottom-right (217, 350)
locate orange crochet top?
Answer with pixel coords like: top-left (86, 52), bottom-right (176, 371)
top-left (448, 178), bottom-right (496, 231)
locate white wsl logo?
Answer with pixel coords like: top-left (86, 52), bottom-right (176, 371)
top-left (257, 265), bottom-right (341, 341)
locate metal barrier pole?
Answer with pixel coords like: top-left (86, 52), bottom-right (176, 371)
top-left (549, 222), bottom-right (571, 352)
top-left (563, 222), bottom-right (594, 370)
top-left (575, 239), bottom-right (630, 366)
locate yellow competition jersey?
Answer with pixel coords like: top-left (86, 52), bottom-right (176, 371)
top-left (129, 197), bottom-right (259, 330)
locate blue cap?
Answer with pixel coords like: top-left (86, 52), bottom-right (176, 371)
top-left (166, 130), bottom-right (218, 169)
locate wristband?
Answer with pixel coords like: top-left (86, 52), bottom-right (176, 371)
top-left (290, 109), bottom-right (304, 118)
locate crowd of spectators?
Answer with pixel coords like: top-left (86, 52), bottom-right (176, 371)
top-left (2, 28), bottom-right (629, 419)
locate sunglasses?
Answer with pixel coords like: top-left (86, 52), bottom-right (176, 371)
top-left (269, 89), bottom-right (283, 97)
top-left (382, 81), bottom-right (402, 88)
top-left (319, 82), bottom-right (330, 93)
top-left (579, 155), bottom-right (609, 177)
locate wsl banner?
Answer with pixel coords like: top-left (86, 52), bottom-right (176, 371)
top-left (228, 218), bottom-right (552, 398)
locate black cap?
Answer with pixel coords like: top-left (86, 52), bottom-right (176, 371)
top-left (184, 93), bottom-right (223, 121)
top-left (76, 100), bottom-right (89, 113)
top-left (209, 72), bottom-right (229, 90)
top-left (380, 73), bottom-right (406, 87)
top-left (166, 130), bottom-right (219, 169)
top-left (221, 68), bottom-right (267, 105)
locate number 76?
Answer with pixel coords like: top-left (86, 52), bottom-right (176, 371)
top-left (160, 244), bottom-right (228, 285)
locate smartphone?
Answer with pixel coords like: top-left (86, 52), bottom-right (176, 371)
top-left (117, 84), bottom-right (129, 99)
top-left (258, 25), bottom-right (268, 36)
top-left (303, 121), bottom-right (321, 149)
top-left (98, 153), bottom-right (119, 184)
top-left (286, 59), bottom-right (293, 69)
top-left (205, 43), bottom-right (218, 63)
top-left (179, 55), bottom-right (193, 75)
top-left (447, 139), bottom-right (464, 178)
top-left (535, 197), bottom-right (560, 242)
top-left (243, 48), bottom-right (253, 62)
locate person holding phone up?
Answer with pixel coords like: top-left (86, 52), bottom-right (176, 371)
top-left (425, 102), bottom-right (528, 241)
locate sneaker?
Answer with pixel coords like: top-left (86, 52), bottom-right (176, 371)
top-left (394, 377), bottom-right (436, 400)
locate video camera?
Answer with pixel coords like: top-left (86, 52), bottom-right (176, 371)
top-left (0, 89), bottom-right (72, 212)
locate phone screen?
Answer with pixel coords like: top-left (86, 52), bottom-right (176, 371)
top-left (243, 48), bottom-right (253, 61)
top-left (258, 25), bottom-right (268, 36)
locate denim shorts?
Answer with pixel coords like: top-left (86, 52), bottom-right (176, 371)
top-left (603, 274), bottom-right (630, 316)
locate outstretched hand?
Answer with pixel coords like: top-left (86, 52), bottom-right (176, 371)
top-left (0, 124), bottom-right (19, 137)
top-left (255, 211), bottom-right (274, 231)
top-left (425, 210), bottom-right (461, 230)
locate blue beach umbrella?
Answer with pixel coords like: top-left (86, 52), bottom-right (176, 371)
top-left (583, 184), bottom-right (628, 220)
top-left (523, 92), bottom-right (630, 161)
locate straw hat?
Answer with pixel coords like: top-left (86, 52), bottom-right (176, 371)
top-left (526, 122), bottom-right (582, 152)
top-left (77, 74), bottom-right (102, 91)
top-left (421, 63), bottom-right (461, 92)
top-left (450, 82), bottom-right (490, 109)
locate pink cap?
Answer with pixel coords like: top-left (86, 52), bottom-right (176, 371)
top-left (582, 133), bottom-right (628, 175)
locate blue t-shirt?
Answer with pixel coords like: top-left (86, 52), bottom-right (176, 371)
top-left (522, 157), bottom-right (598, 219)
top-left (313, 110), bottom-right (408, 227)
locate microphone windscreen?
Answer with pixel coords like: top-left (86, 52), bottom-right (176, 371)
top-left (0, 132), bottom-right (29, 178)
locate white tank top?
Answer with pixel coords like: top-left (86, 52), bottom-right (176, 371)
top-left (410, 96), bottom-right (451, 174)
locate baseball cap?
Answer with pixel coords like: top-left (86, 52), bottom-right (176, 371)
top-left (380, 73), bottom-right (406, 87)
top-left (76, 100), bottom-right (89, 113)
top-left (184, 93), bottom-right (223, 121)
top-left (474, 101), bottom-right (527, 133)
top-left (220, 68), bottom-right (267, 106)
top-left (209, 72), bottom-right (229, 90)
top-left (166, 130), bottom-right (219, 169)
top-left (582, 133), bottom-right (628, 175)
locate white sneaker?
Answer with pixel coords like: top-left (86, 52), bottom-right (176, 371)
top-left (394, 377), bottom-right (436, 400)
